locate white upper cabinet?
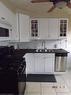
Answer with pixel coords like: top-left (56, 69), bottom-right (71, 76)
top-left (39, 19), bottom-right (48, 39)
top-left (30, 18), bottom-right (48, 40)
top-left (30, 19), bottom-right (39, 40)
top-left (59, 18), bottom-right (68, 39)
top-left (17, 13), bottom-right (30, 42)
top-left (48, 19), bottom-right (59, 39)
top-left (48, 18), bottom-right (68, 39)
top-left (30, 18), bottom-right (68, 40)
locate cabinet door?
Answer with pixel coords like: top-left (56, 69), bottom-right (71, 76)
top-left (30, 19), bottom-right (39, 39)
top-left (59, 19), bottom-right (68, 39)
top-left (44, 54), bottom-right (55, 73)
top-left (48, 19), bottom-right (59, 39)
top-left (34, 53), bottom-right (44, 74)
top-left (39, 19), bottom-right (48, 39)
top-left (18, 13), bottom-right (30, 42)
top-left (25, 53), bottom-right (35, 74)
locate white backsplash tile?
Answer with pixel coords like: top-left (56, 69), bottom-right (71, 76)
top-left (45, 41), bottom-right (60, 49)
top-left (17, 39), bottom-right (67, 50)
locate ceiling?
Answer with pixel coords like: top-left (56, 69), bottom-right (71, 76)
top-left (1, 0), bottom-right (71, 17)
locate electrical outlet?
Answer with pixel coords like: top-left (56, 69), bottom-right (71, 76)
top-left (54, 44), bottom-right (57, 48)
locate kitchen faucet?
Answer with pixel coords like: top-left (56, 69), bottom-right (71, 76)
top-left (42, 41), bottom-right (46, 49)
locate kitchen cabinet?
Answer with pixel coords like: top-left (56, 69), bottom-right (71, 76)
top-left (34, 53), bottom-right (44, 73)
top-left (59, 19), bottom-right (68, 39)
top-left (44, 54), bottom-right (55, 73)
top-left (30, 18), bottom-right (48, 40)
top-left (11, 13), bottom-right (19, 42)
top-left (25, 53), bottom-right (35, 74)
top-left (48, 19), bottom-right (59, 39)
top-left (25, 53), bottom-right (55, 74)
top-left (17, 13), bottom-right (30, 42)
top-left (30, 19), bottom-right (39, 40)
top-left (30, 18), bottom-right (68, 40)
top-left (39, 19), bottom-right (48, 39)
top-left (48, 18), bottom-right (68, 39)
top-left (34, 53), bottom-right (55, 74)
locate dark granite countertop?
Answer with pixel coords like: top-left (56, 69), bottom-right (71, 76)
top-left (13, 49), bottom-right (69, 57)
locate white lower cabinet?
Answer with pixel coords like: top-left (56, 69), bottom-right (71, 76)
top-left (25, 53), bottom-right (35, 74)
top-left (25, 53), bottom-right (55, 74)
top-left (34, 54), bottom-right (44, 74)
top-left (44, 54), bottom-right (55, 73)
top-left (34, 53), bottom-right (55, 74)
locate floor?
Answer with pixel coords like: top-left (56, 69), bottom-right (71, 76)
top-left (24, 71), bottom-right (71, 95)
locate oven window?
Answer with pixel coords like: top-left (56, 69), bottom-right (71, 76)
top-left (0, 27), bottom-right (9, 37)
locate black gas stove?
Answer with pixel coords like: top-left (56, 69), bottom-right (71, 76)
top-left (0, 46), bottom-right (26, 95)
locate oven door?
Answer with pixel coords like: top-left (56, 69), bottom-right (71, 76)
top-left (18, 65), bottom-right (26, 95)
top-left (0, 21), bottom-right (12, 41)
